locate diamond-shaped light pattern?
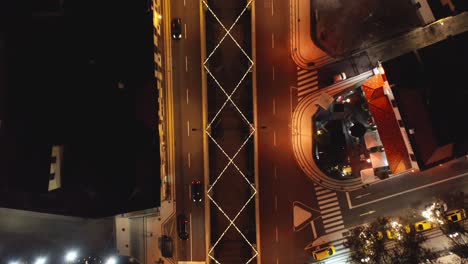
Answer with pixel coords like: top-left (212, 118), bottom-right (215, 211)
top-left (203, 0), bottom-right (257, 263)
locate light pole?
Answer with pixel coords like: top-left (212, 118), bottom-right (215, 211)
top-left (65, 250), bottom-right (78, 263)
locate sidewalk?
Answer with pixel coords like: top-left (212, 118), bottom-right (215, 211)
top-left (289, 0), bottom-right (335, 69)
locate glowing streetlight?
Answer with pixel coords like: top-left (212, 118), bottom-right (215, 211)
top-left (34, 257), bottom-right (46, 264)
top-left (105, 257), bottom-right (117, 264)
top-left (65, 250), bottom-right (78, 262)
top-left (9, 261), bottom-right (19, 264)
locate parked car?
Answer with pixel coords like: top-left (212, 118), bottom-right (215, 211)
top-left (160, 235), bottom-right (174, 258)
top-left (333, 72), bottom-right (347, 83)
top-left (171, 18), bottom-right (182, 39)
top-left (446, 209), bottom-right (467, 223)
top-left (177, 214), bottom-right (189, 240)
top-left (191, 180), bottom-right (203, 202)
top-left (414, 220), bottom-right (434, 232)
top-left (311, 245), bottom-right (336, 261)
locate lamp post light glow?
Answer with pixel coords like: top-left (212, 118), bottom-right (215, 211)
top-left (105, 257), bottom-right (117, 264)
top-left (65, 250), bottom-right (78, 262)
top-left (35, 257), bottom-right (46, 264)
top-left (9, 261), bottom-right (19, 264)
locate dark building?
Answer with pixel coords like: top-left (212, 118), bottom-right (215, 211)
top-left (0, 0), bottom-right (160, 217)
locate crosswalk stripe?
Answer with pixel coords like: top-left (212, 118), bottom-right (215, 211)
top-left (317, 192), bottom-right (336, 200)
top-left (298, 69), bottom-right (308, 75)
top-left (298, 75), bottom-right (318, 86)
top-left (321, 206), bottom-right (341, 215)
top-left (322, 210), bottom-right (342, 219)
top-left (316, 189), bottom-right (332, 196)
top-left (324, 220), bottom-right (344, 229)
top-left (297, 71), bottom-right (317, 81)
top-left (325, 225), bottom-right (345, 233)
top-left (318, 196), bottom-right (338, 205)
top-left (314, 186), bottom-right (325, 192)
top-left (323, 215), bottom-right (343, 224)
top-left (319, 202), bottom-right (339, 210)
top-left (298, 81), bottom-right (319, 92)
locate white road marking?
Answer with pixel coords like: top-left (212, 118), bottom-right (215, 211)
top-left (297, 71), bottom-right (316, 81)
top-left (275, 226), bottom-right (279, 242)
top-left (325, 225), bottom-right (345, 233)
top-left (348, 171), bottom-right (468, 209)
top-left (355, 193), bottom-right (372, 199)
top-left (323, 215), bottom-right (343, 224)
top-left (359, 210), bottom-right (376, 217)
top-left (186, 88), bottom-right (189, 104)
top-left (273, 130), bottom-right (277, 146)
top-left (318, 196), bottom-right (338, 205)
top-left (321, 210), bottom-right (341, 219)
top-left (317, 192), bottom-right (336, 200)
top-left (188, 152), bottom-right (191, 168)
top-left (320, 206), bottom-right (340, 215)
top-left (271, 0), bottom-right (274, 16)
top-left (311, 221), bottom-right (317, 239)
top-left (298, 76), bottom-right (318, 86)
top-left (316, 189), bottom-right (333, 195)
top-left (185, 56), bottom-right (188, 72)
top-left (184, 0), bottom-right (186, 6)
top-left (184, 23), bottom-right (187, 39)
top-left (272, 66), bottom-right (275, 80)
top-left (314, 184), bottom-right (325, 191)
top-left (324, 220), bottom-right (344, 229)
top-left (187, 120), bottom-right (190, 137)
top-left (273, 98), bottom-right (276, 115)
top-left (319, 202), bottom-right (339, 210)
top-left (271, 33), bottom-right (275, 48)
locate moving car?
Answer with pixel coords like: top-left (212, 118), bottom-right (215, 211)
top-left (311, 245), bottom-right (336, 261)
top-left (414, 220), bottom-right (434, 232)
top-left (446, 208), bottom-right (467, 223)
top-left (171, 18), bottom-right (182, 39)
top-left (177, 214), bottom-right (189, 240)
top-left (333, 72), bottom-right (347, 83)
top-left (191, 180), bottom-right (203, 202)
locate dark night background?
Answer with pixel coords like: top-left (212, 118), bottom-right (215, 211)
top-left (0, 0), bottom-right (160, 217)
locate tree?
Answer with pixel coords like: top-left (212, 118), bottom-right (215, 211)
top-left (389, 229), bottom-right (437, 264)
top-left (344, 218), bottom-right (392, 264)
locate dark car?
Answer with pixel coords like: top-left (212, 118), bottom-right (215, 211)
top-left (191, 180), bottom-right (203, 202)
top-left (171, 18), bottom-right (182, 40)
top-left (160, 235), bottom-right (174, 258)
top-left (177, 214), bottom-right (189, 240)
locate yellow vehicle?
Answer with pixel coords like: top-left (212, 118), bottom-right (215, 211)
top-left (377, 231), bottom-right (384, 240)
top-left (414, 220), bottom-right (434, 232)
top-left (312, 245), bottom-right (336, 261)
top-left (446, 209), bottom-right (467, 223)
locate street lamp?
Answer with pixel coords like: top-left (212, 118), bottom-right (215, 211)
top-left (105, 257), bottom-right (117, 264)
top-left (65, 250), bottom-right (78, 262)
top-left (34, 257), bottom-right (46, 264)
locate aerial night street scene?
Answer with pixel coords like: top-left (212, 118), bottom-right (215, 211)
top-left (2, 0), bottom-right (468, 263)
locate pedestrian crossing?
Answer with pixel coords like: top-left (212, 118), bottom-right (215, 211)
top-left (297, 67), bottom-right (319, 101)
top-left (315, 184), bottom-right (345, 234)
top-left (320, 238), bottom-right (351, 264)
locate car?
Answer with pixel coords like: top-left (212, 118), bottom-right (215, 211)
top-left (177, 214), bottom-right (189, 240)
top-left (414, 220), bottom-right (434, 232)
top-left (191, 180), bottom-right (203, 202)
top-left (171, 18), bottom-right (182, 39)
top-left (446, 209), bottom-right (467, 223)
top-left (160, 235), bottom-right (174, 258)
top-left (311, 245), bottom-right (336, 261)
top-left (333, 72), bottom-right (347, 83)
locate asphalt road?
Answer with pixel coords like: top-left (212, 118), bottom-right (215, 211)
top-left (169, 0), bottom-right (205, 261)
top-left (255, 0), bottom-right (321, 262)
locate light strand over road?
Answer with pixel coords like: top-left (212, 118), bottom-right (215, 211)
top-left (202, 0), bottom-right (258, 263)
